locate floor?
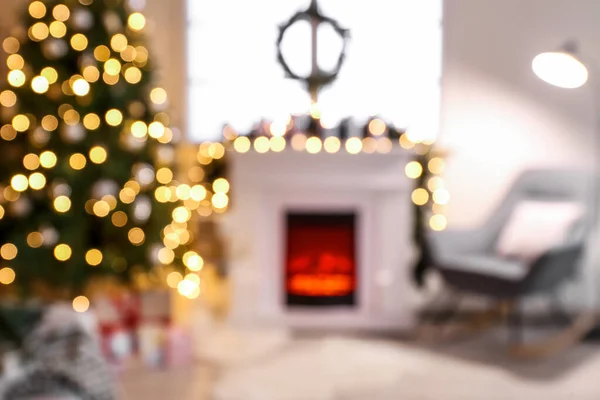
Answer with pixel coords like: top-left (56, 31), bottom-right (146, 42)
top-left (118, 326), bottom-right (600, 400)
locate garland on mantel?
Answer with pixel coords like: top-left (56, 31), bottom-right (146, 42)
top-left (193, 113), bottom-right (448, 288)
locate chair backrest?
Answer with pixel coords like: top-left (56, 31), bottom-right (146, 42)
top-left (478, 169), bottom-right (595, 253)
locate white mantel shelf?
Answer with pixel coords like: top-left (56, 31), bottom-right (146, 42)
top-left (221, 148), bottom-right (422, 332)
top-left (229, 148), bottom-right (416, 191)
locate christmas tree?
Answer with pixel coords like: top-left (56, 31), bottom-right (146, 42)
top-left (0, 0), bottom-right (194, 304)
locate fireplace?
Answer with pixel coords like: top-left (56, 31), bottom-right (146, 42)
top-left (222, 149), bottom-right (418, 331)
top-left (285, 213), bottom-right (357, 308)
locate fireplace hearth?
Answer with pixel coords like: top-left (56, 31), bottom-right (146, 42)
top-left (285, 213), bottom-right (357, 308)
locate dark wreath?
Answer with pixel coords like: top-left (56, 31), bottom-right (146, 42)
top-left (276, 1), bottom-right (350, 91)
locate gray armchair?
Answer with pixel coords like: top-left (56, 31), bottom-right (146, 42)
top-left (425, 169), bottom-right (593, 346)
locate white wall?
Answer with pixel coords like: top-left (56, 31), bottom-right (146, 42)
top-left (441, 0), bottom-right (600, 309)
top-left (441, 0), bottom-right (598, 228)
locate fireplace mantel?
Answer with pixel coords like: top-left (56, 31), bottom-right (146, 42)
top-left (220, 148), bottom-right (422, 331)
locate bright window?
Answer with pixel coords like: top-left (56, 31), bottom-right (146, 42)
top-left (187, 0), bottom-right (443, 142)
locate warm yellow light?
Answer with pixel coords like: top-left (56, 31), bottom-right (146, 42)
top-left (40, 151), bottom-right (57, 168)
top-left (111, 211), bottom-right (128, 227)
top-left (7, 54), bottom-right (24, 70)
top-left (104, 58), bottom-right (121, 76)
top-left (233, 136), bottom-right (251, 153)
top-left (399, 134), bottom-right (414, 149)
top-left (53, 4), bottom-right (70, 21)
top-left (103, 195), bottom-right (117, 210)
top-left (85, 249), bottom-right (103, 266)
top-left (27, 232), bottom-right (44, 248)
top-left (323, 136), bottom-right (341, 153)
top-left (83, 113), bottom-right (100, 130)
top-left (124, 66), bottom-right (142, 84)
top-left (430, 214), bottom-right (448, 231)
top-left (12, 114), bottom-right (30, 132)
top-left (29, 76), bottom-right (48, 94)
top-left (70, 34), bottom-right (88, 51)
top-left (30, 22), bottom-right (49, 41)
top-left (428, 157), bottom-right (445, 174)
top-left (433, 188), bottom-right (451, 205)
top-left (89, 146), bottom-right (107, 164)
top-left (29, 1), bottom-right (47, 18)
top-left (49, 21), bottom-right (67, 38)
top-left (8, 70), bottom-right (26, 88)
top-left (128, 12), bottom-right (146, 31)
top-left (305, 137), bottom-right (322, 154)
top-left (213, 178), bottom-right (230, 194)
top-left (368, 118), bottom-right (387, 136)
top-left (72, 296), bottom-right (90, 313)
top-left (412, 188), bottom-right (430, 206)
top-left (125, 180), bottom-right (141, 194)
top-left (428, 177), bottom-right (444, 192)
top-left (134, 46), bottom-right (149, 65)
top-left (0, 205), bottom-right (4, 220)
top-left (362, 137), bottom-right (376, 154)
top-left (28, 172), bottom-right (46, 190)
top-left (72, 78), bottom-right (90, 96)
top-left (270, 136), bottom-right (286, 152)
top-left (156, 247), bottom-right (174, 264)
top-left (40, 115), bottom-right (57, 132)
top-left (173, 186), bottom-right (189, 202)
top-left (68, 153), bottom-right (86, 170)
top-left (54, 195), bottom-right (71, 213)
top-left (172, 206), bottom-right (191, 223)
top-left (93, 201), bottom-right (110, 217)
top-left (94, 45), bottom-right (111, 62)
top-left (11, 174), bottom-right (28, 192)
top-left (177, 279), bottom-right (200, 298)
top-left (150, 87), bottom-right (168, 105)
top-left (345, 137), bottom-right (363, 154)
top-left (0, 244), bottom-right (18, 260)
top-left (63, 109), bottom-right (80, 125)
top-left (2, 37), bottom-right (20, 54)
top-left (405, 161), bottom-right (423, 179)
top-left (376, 137), bottom-right (393, 153)
top-left (208, 142), bottom-right (225, 159)
top-left (82, 65), bottom-right (100, 83)
top-left (120, 45), bottom-right (137, 62)
top-left (110, 34), bottom-right (128, 52)
top-left (291, 133), bottom-right (307, 151)
top-left (148, 121), bottom-right (165, 139)
top-left (211, 193), bottom-right (229, 209)
top-left (128, 228), bottom-right (145, 246)
top-left (54, 244), bottom-right (72, 261)
top-left (532, 51), bottom-right (588, 89)
top-left (130, 121), bottom-right (147, 138)
top-left (0, 268), bottom-right (15, 285)
top-left (190, 185), bottom-right (207, 201)
top-left (166, 271), bottom-right (183, 288)
top-left (1, 125), bottom-right (17, 141)
top-left (0, 90), bottom-right (17, 107)
top-left (163, 232), bottom-right (180, 249)
top-left (41, 67), bottom-right (58, 84)
top-left (183, 251), bottom-right (204, 271)
top-left (119, 187), bottom-right (136, 204)
top-left (309, 102), bottom-right (321, 119)
top-left (154, 186), bottom-right (171, 203)
top-left (156, 168), bottom-right (173, 184)
top-left (23, 154), bottom-right (40, 170)
top-left (105, 109), bottom-right (123, 126)
top-left (254, 136), bottom-right (270, 153)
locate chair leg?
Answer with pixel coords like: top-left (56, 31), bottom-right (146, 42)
top-left (417, 287), bottom-right (461, 341)
top-left (506, 299), bottom-right (523, 346)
